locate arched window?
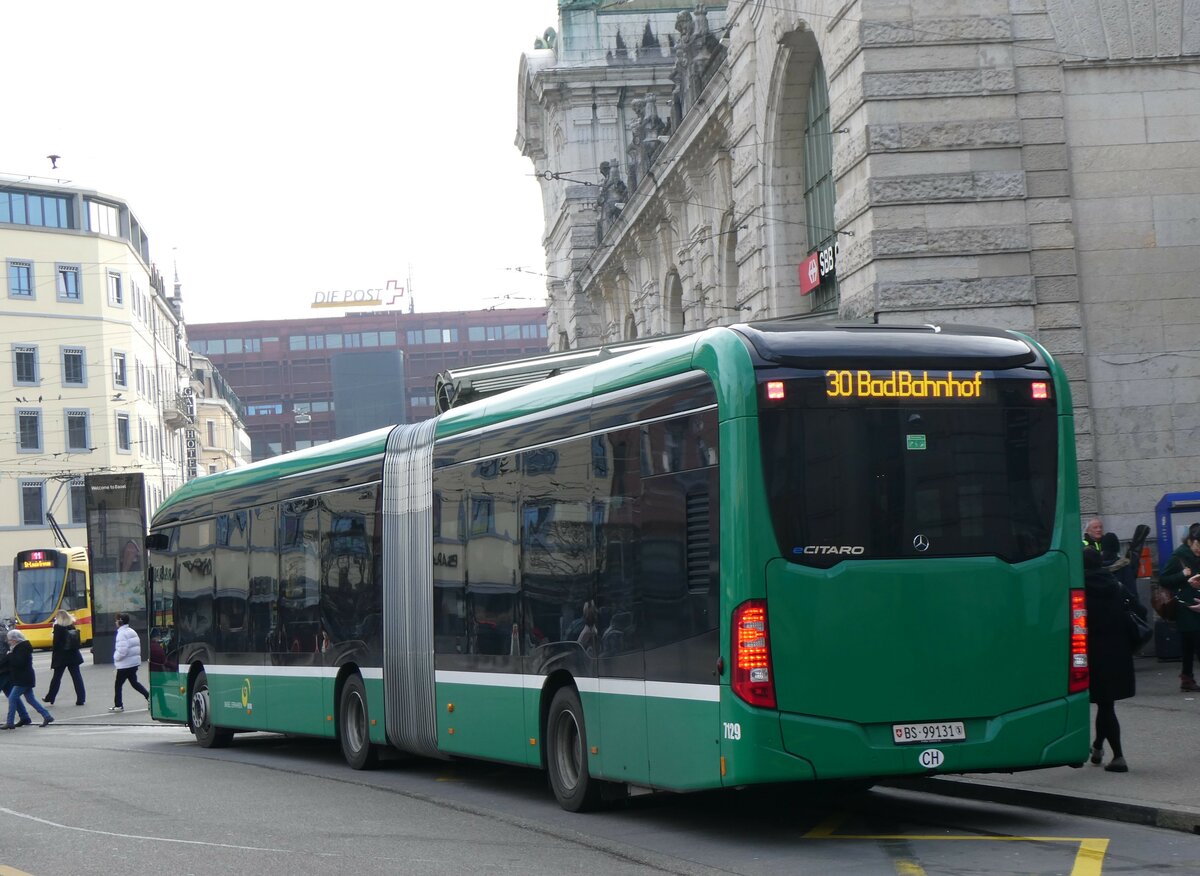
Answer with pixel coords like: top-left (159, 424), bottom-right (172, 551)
top-left (666, 272), bottom-right (684, 334)
top-left (803, 59), bottom-right (838, 313)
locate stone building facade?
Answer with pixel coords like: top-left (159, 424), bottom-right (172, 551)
top-left (517, 0), bottom-right (1200, 539)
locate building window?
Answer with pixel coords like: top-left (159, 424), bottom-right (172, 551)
top-left (8, 260), bottom-right (33, 298)
top-left (208, 464), bottom-right (218, 475)
top-left (207, 419), bottom-right (216, 446)
top-left (14, 345), bottom-right (38, 384)
top-left (66, 409), bottom-right (90, 450)
top-left (112, 351), bottom-right (127, 387)
top-left (0, 192), bottom-right (70, 228)
top-left (63, 347), bottom-right (85, 386)
top-left (87, 199), bottom-right (120, 236)
top-left (56, 264), bottom-right (81, 301)
top-left (116, 412), bottom-right (131, 452)
top-left (804, 58), bottom-right (839, 314)
top-left (20, 481), bottom-right (44, 526)
top-left (69, 479), bottom-right (86, 525)
top-left (17, 409), bottom-right (41, 452)
top-left (107, 271), bottom-right (123, 306)
top-left (468, 326), bottom-right (485, 342)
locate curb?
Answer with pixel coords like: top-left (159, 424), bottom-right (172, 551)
top-left (883, 776), bottom-right (1200, 835)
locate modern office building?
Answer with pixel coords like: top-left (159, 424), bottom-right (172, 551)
top-left (516, 0), bottom-right (1200, 537)
top-left (0, 178), bottom-right (245, 614)
top-left (188, 308), bottom-right (548, 460)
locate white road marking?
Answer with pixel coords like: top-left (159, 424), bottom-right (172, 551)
top-left (0, 807), bottom-right (292, 852)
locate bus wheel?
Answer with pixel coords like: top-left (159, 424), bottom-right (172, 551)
top-left (190, 670), bottom-right (232, 749)
top-left (546, 686), bottom-right (603, 812)
top-left (339, 674), bottom-right (377, 770)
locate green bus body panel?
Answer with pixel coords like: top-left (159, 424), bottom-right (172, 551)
top-left (436, 682), bottom-right (528, 764)
top-left (775, 692), bottom-right (1089, 780)
top-left (765, 554), bottom-right (1071, 722)
top-left (595, 690), bottom-right (650, 785)
top-left (149, 671), bottom-right (188, 723)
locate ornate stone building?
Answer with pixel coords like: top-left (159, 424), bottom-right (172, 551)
top-left (517, 0), bottom-right (1200, 537)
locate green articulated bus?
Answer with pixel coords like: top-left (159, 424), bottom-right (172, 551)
top-left (146, 320), bottom-right (1090, 810)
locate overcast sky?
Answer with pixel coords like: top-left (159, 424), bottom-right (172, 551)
top-left (0, 0), bottom-right (558, 327)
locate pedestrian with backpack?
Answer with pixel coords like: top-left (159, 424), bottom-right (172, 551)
top-left (44, 609), bottom-right (86, 706)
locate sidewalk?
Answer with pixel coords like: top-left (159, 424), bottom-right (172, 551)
top-left (890, 654), bottom-right (1200, 833)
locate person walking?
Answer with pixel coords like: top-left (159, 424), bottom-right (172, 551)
top-left (0, 623), bottom-right (12, 697)
top-left (111, 613), bottom-right (149, 712)
top-left (1159, 522), bottom-right (1200, 692)
top-left (3, 629), bottom-right (53, 729)
top-left (44, 609), bottom-right (86, 706)
top-left (1083, 547), bottom-right (1135, 772)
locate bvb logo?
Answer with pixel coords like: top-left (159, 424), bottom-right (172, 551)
top-left (241, 678), bottom-right (251, 709)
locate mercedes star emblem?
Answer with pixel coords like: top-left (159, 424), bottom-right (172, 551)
top-left (913, 534), bottom-right (930, 552)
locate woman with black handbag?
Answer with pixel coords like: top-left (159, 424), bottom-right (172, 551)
top-left (43, 609), bottom-right (86, 706)
top-left (1083, 547), bottom-right (1136, 772)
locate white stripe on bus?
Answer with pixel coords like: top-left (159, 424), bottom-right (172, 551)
top-left (434, 670), bottom-right (719, 703)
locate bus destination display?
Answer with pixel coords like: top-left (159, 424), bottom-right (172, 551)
top-left (827, 370), bottom-right (985, 400)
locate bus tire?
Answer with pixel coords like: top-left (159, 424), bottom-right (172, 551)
top-left (190, 670), bottom-right (232, 749)
top-left (546, 686), bottom-right (603, 812)
top-left (338, 674), bottom-right (377, 770)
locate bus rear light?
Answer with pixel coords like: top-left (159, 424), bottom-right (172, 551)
top-left (1031, 381), bottom-right (1049, 400)
top-left (1069, 589), bottom-right (1089, 694)
top-left (732, 600), bottom-right (776, 709)
top-left (766, 381), bottom-right (785, 400)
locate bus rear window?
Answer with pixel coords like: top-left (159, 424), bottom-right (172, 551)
top-left (757, 371), bottom-right (1058, 566)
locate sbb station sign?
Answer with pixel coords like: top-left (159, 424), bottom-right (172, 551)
top-left (799, 240), bottom-right (838, 295)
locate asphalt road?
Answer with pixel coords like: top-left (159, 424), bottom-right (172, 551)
top-left (2, 655), bottom-right (1199, 874)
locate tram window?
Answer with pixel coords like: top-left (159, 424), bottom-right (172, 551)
top-left (63, 569), bottom-right (88, 611)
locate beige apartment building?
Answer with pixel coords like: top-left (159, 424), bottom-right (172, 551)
top-left (189, 353), bottom-right (252, 477)
top-left (0, 178), bottom-right (245, 615)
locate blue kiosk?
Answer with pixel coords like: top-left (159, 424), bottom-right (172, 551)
top-left (1155, 491), bottom-right (1200, 570)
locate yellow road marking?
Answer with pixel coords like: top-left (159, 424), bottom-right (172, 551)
top-left (806, 833), bottom-right (1109, 876)
top-left (803, 813), bottom-right (846, 837)
top-left (1072, 838), bottom-right (1110, 876)
top-left (0, 867), bottom-right (34, 876)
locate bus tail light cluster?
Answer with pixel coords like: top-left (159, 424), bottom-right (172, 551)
top-left (1069, 589), bottom-right (1089, 694)
top-left (732, 600), bottom-right (776, 709)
